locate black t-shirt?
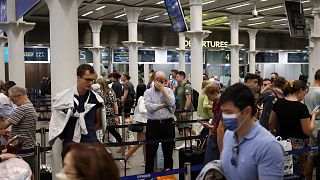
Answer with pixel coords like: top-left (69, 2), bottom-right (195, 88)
top-left (112, 81), bottom-right (123, 100)
top-left (272, 98), bottom-right (310, 139)
top-left (123, 81), bottom-right (135, 102)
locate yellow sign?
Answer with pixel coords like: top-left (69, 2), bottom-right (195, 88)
top-left (185, 40), bottom-right (229, 48)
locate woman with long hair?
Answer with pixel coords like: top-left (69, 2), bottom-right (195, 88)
top-left (120, 83), bottom-right (147, 168)
top-left (270, 80), bottom-right (318, 176)
top-left (96, 78), bottom-right (124, 153)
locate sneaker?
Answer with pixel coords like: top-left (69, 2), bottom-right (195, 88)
top-left (119, 160), bottom-right (132, 169)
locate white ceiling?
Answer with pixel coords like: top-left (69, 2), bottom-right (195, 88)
top-left (24, 0), bottom-right (314, 31)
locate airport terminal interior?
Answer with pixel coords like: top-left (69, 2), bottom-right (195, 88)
top-left (1, 0), bottom-right (320, 179)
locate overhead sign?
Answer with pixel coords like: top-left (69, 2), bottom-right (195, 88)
top-left (15, 0), bottom-right (39, 20)
top-left (185, 40), bottom-right (229, 48)
top-left (0, 0), bottom-right (6, 22)
top-left (4, 46), bottom-right (50, 63)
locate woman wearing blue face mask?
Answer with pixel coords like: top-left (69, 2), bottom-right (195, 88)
top-left (219, 83), bottom-right (284, 180)
top-left (270, 80), bottom-right (318, 177)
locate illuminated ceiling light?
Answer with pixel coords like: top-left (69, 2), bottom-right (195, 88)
top-left (223, 22), bottom-right (230, 25)
top-left (258, 5), bottom-right (283, 12)
top-left (82, 11), bottom-right (93, 16)
top-left (163, 12), bottom-right (168, 15)
top-left (203, 16), bottom-right (227, 26)
top-left (145, 15), bottom-right (159, 20)
top-left (304, 8), bottom-right (312, 11)
top-left (301, 0), bottom-right (310, 3)
top-left (116, 0), bottom-right (121, 1)
top-left (203, 0), bottom-right (216, 5)
top-left (260, 0), bottom-right (268, 2)
top-left (248, 17), bottom-right (264, 21)
top-left (271, 23), bottom-right (288, 27)
top-left (273, 18), bottom-right (287, 22)
top-left (114, 13), bottom-right (126, 18)
top-left (156, 1), bottom-right (164, 4)
top-left (247, 21), bottom-right (266, 26)
top-left (226, 3), bottom-right (251, 10)
top-left (95, 6), bottom-right (106, 11)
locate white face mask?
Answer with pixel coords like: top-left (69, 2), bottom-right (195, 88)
top-left (55, 172), bottom-right (70, 180)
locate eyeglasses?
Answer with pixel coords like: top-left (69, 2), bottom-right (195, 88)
top-left (81, 77), bottom-right (95, 83)
top-left (231, 144), bottom-right (239, 167)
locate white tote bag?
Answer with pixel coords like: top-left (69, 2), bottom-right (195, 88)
top-left (276, 136), bottom-right (293, 175)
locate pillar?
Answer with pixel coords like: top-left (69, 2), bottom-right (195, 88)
top-left (89, 20), bottom-right (104, 76)
top-left (0, 33), bottom-right (7, 81)
top-left (247, 29), bottom-right (258, 74)
top-left (144, 64), bottom-right (150, 84)
top-left (0, 0), bottom-right (35, 87)
top-left (178, 33), bottom-right (186, 72)
top-left (308, 20), bottom-right (315, 83)
top-left (44, 0), bottom-right (84, 179)
top-left (228, 15), bottom-right (243, 85)
top-left (123, 7), bottom-right (144, 87)
top-left (311, 0), bottom-right (320, 76)
top-left (184, 0), bottom-right (210, 93)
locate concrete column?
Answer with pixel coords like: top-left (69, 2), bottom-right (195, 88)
top-left (178, 33), bottom-right (186, 72)
top-left (184, 0), bottom-right (210, 93)
top-left (247, 29), bottom-right (258, 74)
top-left (311, 0), bottom-right (320, 75)
top-left (0, 34), bottom-right (7, 81)
top-left (144, 64), bottom-right (150, 84)
top-left (44, 0), bottom-right (83, 179)
top-left (307, 20), bottom-right (315, 83)
top-left (123, 7), bottom-right (144, 87)
top-left (228, 15), bottom-right (243, 85)
top-left (89, 20), bottom-right (104, 75)
top-left (0, 0), bottom-right (35, 87)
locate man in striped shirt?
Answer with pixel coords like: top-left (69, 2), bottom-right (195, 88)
top-left (0, 85), bottom-right (37, 173)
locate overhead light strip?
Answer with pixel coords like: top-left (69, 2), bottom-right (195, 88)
top-left (163, 12), bottom-right (168, 15)
top-left (226, 3), bottom-right (251, 10)
top-left (247, 22), bottom-right (266, 26)
top-left (114, 13), bottom-right (126, 18)
top-left (203, 0), bottom-right (216, 5)
top-left (145, 15), bottom-right (159, 20)
top-left (304, 8), bottom-right (312, 11)
top-left (272, 18), bottom-right (286, 22)
top-left (82, 11), bottom-right (93, 16)
top-left (156, 1), bottom-right (164, 4)
top-left (95, 6), bottom-right (106, 11)
top-left (248, 17), bottom-right (264, 21)
top-left (301, 0), bottom-right (310, 3)
top-left (258, 5), bottom-right (283, 12)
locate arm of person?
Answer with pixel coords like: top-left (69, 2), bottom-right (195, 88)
top-left (0, 153), bottom-right (16, 161)
top-left (258, 141), bottom-right (284, 180)
top-left (121, 90), bottom-right (129, 106)
top-left (217, 121), bottom-right (225, 155)
top-left (300, 112), bottom-right (317, 136)
top-left (94, 107), bottom-right (102, 130)
top-left (0, 119), bottom-right (11, 130)
top-left (203, 95), bottom-right (213, 110)
top-left (138, 98), bottom-right (147, 114)
top-left (144, 90), bottom-right (165, 113)
top-left (269, 111), bottom-right (277, 135)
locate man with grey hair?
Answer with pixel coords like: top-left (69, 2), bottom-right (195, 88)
top-left (144, 71), bottom-right (176, 173)
top-left (0, 85), bottom-right (37, 173)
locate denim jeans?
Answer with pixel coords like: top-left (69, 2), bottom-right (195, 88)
top-left (204, 136), bottom-right (220, 164)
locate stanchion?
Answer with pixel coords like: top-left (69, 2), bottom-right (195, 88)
top-left (40, 127), bottom-right (46, 165)
top-left (184, 162), bottom-right (191, 180)
top-left (121, 111), bottom-right (127, 176)
top-left (35, 143), bottom-right (41, 180)
top-left (316, 130), bottom-right (320, 179)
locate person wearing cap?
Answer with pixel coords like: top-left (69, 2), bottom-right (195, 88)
top-left (220, 83), bottom-right (284, 180)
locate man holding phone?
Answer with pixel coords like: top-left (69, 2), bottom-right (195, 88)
top-left (304, 69), bottom-right (320, 179)
top-left (144, 71), bottom-right (175, 174)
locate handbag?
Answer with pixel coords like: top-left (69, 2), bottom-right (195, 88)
top-left (276, 136), bottom-right (293, 175)
top-left (128, 122), bottom-right (143, 132)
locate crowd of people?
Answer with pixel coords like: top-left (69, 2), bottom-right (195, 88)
top-left (0, 63), bottom-right (319, 179)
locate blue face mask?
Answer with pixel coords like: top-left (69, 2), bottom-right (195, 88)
top-left (222, 113), bottom-right (238, 131)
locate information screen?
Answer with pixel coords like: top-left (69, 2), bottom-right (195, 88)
top-left (113, 49), bottom-right (129, 63)
top-left (164, 0), bottom-right (188, 32)
top-left (288, 52), bottom-right (309, 63)
top-left (256, 52), bottom-right (279, 63)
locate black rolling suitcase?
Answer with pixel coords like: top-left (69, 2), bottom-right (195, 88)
top-left (178, 127), bottom-right (205, 180)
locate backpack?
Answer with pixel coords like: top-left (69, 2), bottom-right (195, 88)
top-left (175, 82), bottom-right (199, 110)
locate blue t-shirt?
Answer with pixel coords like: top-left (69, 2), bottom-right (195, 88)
top-left (221, 122), bottom-right (284, 180)
top-left (62, 91), bottom-right (102, 145)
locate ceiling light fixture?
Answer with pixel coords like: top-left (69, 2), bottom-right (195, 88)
top-left (273, 18), bottom-right (287, 22)
top-left (248, 17), bottom-right (264, 21)
top-left (95, 6), bottom-right (106, 11)
top-left (163, 12), bottom-right (168, 15)
top-left (247, 21), bottom-right (266, 26)
top-left (114, 13), bottom-right (126, 18)
top-left (301, 0), bottom-right (310, 3)
top-left (258, 5), bottom-right (283, 12)
top-left (260, 0), bottom-right (268, 2)
top-left (203, 0), bottom-right (216, 5)
top-left (304, 8), bottom-right (312, 11)
top-left (156, 1), bottom-right (164, 4)
top-left (82, 11), bottom-right (93, 16)
top-left (145, 15), bottom-right (159, 20)
top-left (226, 3), bottom-right (251, 10)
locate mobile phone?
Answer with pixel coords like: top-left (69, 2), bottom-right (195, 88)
top-left (312, 105), bottom-right (320, 113)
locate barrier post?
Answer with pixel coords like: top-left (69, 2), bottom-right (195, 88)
top-left (184, 162), bottom-right (191, 180)
top-left (35, 143), bottom-right (41, 180)
top-left (40, 127), bottom-right (46, 165)
top-left (121, 111), bottom-right (127, 176)
top-left (316, 130), bottom-right (320, 179)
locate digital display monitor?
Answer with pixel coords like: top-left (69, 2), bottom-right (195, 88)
top-left (288, 52), bottom-right (309, 63)
top-left (24, 47), bottom-right (49, 63)
top-left (285, 1), bottom-right (308, 38)
top-left (167, 50), bottom-right (191, 63)
top-left (113, 49), bottom-right (129, 63)
top-left (138, 50), bottom-right (155, 62)
top-left (79, 48), bottom-right (93, 64)
top-left (164, 0), bottom-right (188, 32)
top-left (256, 52), bottom-right (279, 63)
